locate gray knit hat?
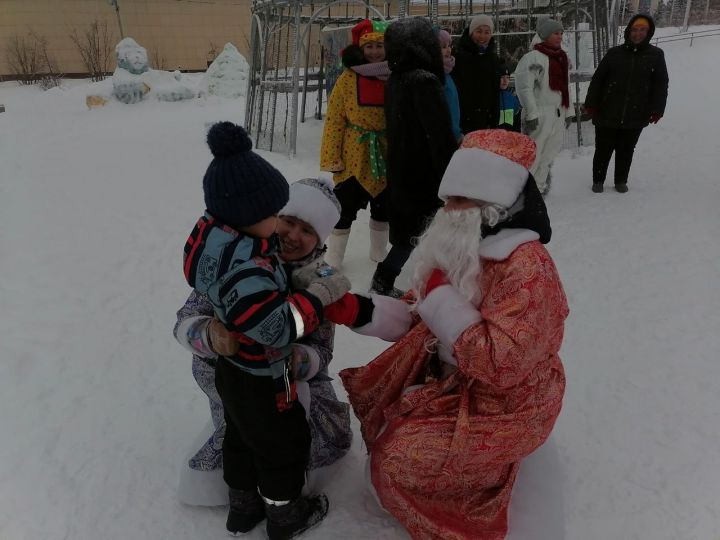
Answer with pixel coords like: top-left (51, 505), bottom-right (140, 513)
top-left (469, 15), bottom-right (494, 34)
top-left (536, 18), bottom-right (564, 40)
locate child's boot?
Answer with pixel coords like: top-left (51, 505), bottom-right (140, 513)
top-left (226, 488), bottom-right (265, 535)
top-left (264, 493), bottom-right (329, 540)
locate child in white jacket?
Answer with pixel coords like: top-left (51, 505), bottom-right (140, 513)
top-left (514, 18), bottom-right (570, 195)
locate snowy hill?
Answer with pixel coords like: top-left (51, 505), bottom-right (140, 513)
top-left (1, 27), bottom-right (719, 540)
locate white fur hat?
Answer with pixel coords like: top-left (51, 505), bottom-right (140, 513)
top-left (280, 173), bottom-right (341, 244)
top-left (438, 129), bottom-right (536, 208)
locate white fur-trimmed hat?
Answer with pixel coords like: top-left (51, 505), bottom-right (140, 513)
top-left (280, 173), bottom-right (341, 244)
top-left (438, 129), bottom-right (536, 208)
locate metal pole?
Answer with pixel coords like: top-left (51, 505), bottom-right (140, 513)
top-left (574, 0), bottom-right (584, 147)
top-left (704, 0), bottom-right (710, 24)
top-left (108, 0), bottom-right (125, 38)
top-left (289, 2), bottom-right (302, 156)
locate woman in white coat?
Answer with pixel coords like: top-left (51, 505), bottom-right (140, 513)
top-left (513, 18), bottom-right (570, 195)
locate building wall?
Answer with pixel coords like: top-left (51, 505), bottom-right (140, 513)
top-left (0, 0), bottom-right (253, 78)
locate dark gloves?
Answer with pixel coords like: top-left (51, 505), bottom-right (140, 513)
top-left (582, 105), bottom-right (596, 119)
top-left (524, 117), bottom-right (539, 133)
top-left (649, 112), bottom-right (662, 124)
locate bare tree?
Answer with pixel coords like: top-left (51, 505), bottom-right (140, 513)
top-left (5, 29), bottom-right (62, 88)
top-left (5, 32), bottom-right (41, 85)
top-left (69, 19), bottom-right (114, 81)
top-left (150, 46), bottom-right (167, 70)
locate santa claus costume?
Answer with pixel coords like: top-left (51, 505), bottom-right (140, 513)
top-left (340, 130), bottom-right (569, 540)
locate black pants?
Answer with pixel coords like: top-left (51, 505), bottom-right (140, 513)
top-left (215, 358), bottom-right (310, 501)
top-left (592, 126), bottom-right (644, 185)
top-left (334, 177), bottom-right (389, 229)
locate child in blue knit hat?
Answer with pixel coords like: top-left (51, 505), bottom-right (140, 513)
top-left (182, 121), bottom-right (349, 539)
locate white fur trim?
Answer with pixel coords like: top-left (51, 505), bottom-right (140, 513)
top-left (281, 180), bottom-right (340, 244)
top-left (353, 294), bottom-right (412, 342)
top-left (293, 344), bottom-right (321, 381)
top-left (174, 316), bottom-right (217, 358)
top-left (438, 148), bottom-right (528, 208)
top-left (478, 228), bottom-right (539, 260)
top-left (417, 285), bottom-right (482, 346)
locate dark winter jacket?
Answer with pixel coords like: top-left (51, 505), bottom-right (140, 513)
top-left (584, 14), bottom-right (669, 129)
top-left (451, 32), bottom-right (504, 133)
top-left (384, 17), bottom-right (458, 246)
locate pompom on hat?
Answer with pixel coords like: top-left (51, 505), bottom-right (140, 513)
top-left (203, 121), bottom-right (289, 229)
top-left (280, 173), bottom-right (341, 245)
top-left (352, 19), bottom-right (389, 47)
top-left (438, 129), bottom-right (536, 208)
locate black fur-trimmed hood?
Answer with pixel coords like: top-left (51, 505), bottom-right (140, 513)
top-left (384, 17), bottom-right (445, 81)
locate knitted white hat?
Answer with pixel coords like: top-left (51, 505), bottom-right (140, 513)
top-left (469, 15), bottom-right (494, 34)
top-left (280, 173), bottom-right (341, 244)
top-left (438, 130), bottom-right (536, 208)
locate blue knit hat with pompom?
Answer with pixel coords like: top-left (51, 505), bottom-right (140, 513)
top-left (203, 121), bottom-right (289, 229)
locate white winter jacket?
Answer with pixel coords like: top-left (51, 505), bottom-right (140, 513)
top-left (513, 48), bottom-right (571, 122)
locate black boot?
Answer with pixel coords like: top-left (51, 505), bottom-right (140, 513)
top-left (265, 494), bottom-right (329, 540)
top-left (369, 263), bottom-right (405, 299)
top-left (592, 182), bottom-right (604, 193)
top-left (614, 182), bottom-right (629, 193)
top-left (226, 488), bottom-right (265, 535)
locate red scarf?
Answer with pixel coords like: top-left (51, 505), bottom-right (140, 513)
top-left (534, 42), bottom-right (569, 108)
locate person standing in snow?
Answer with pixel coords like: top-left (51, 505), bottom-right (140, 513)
top-left (498, 67), bottom-right (522, 132)
top-left (175, 175), bottom-right (355, 509)
top-left (320, 19), bottom-right (390, 270)
top-left (369, 17), bottom-right (458, 297)
top-left (584, 14), bottom-right (669, 193)
top-left (451, 15), bottom-right (504, 133)
top-left (514, 18), bottom-right (571, 196)
top-left (436, 28), bottom-right (463, 144)
top-left (340, 130), bottom-right (568, 540)
top-left (181, 122), bottom-right (351, 538)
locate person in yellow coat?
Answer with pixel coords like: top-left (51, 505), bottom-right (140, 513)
top-left (320, 19), bottom-right (390, 269)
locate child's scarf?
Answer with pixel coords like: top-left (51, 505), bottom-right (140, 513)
top-left (533, 42), bottom-right (570, 108)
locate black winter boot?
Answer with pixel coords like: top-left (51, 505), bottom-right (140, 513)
top-left (615, 183), bottom-right (629, 193)
top-left (264, 493), bottom-right (329, 540)
top-left (592, 183), bottom-right (604, 193)
top-left (226, 488), bottom-right (265, 535)
top-left (369, 263), bottom-right (405, 299)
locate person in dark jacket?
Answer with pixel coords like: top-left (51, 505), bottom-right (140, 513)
top-left (451, 15), bottom-right (504, 133)
top-left (584, 14), bottom-right (669, 193)
top-left (369, 17), bottom-right (458, 297)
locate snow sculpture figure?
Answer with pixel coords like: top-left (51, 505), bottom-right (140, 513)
top-left (112, 37), bottom-right (197, 104)
top-left (199, 43), bottom-right (249, 98)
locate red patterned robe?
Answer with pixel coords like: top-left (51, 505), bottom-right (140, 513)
top-left (340, 240), bottom-right (568, 539)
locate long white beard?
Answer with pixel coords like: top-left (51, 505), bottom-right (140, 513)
top-left (412, 205), bottom-right (506, 306)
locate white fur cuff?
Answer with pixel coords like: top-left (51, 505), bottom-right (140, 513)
top-left (354, 294), bottom-right (412, 342)
top-left (417, 285), bottom-right (482, 346)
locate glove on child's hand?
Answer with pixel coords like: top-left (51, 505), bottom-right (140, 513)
top-left (207, 318), bottom-right (239, 357)
top-left (295, 264), bottom-right (351, 307)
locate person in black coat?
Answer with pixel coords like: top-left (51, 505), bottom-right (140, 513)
top-left (451, 15), bottom-right (504, 133)
top-left (369, 17), bottom-right (458, 297)
top-left (584, 14), bottom-right (669, 193)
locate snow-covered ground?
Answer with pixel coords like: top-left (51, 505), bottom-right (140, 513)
top-left (1, 27), bottom-right (719, 540)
